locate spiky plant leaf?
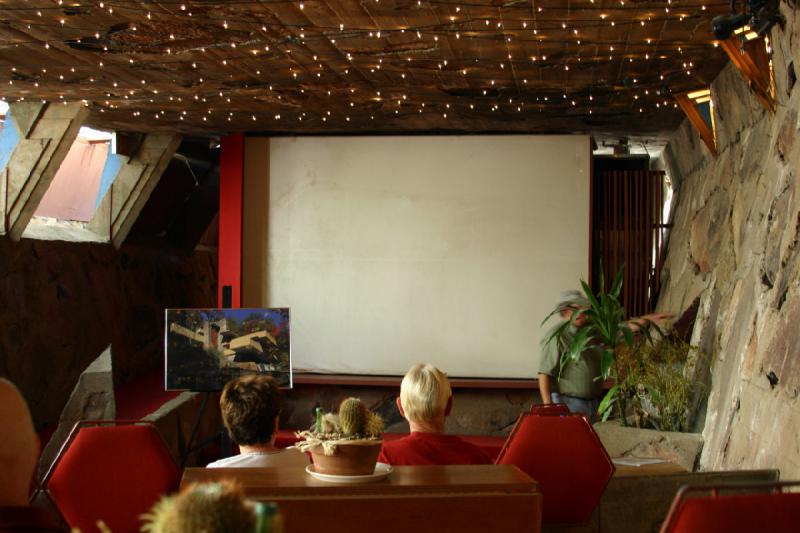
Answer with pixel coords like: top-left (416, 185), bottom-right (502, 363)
top-left (621, 323), bottom-right (634, 348)
top-left (567, 326), bottom-right (595, 364)
top-left (542, 319), bottom-right (573, 348)
top-left (580, 279), bottom-right (601, 311)
top-left (541, 305), bottom-right (566, 327)
top-left (610, 267), bottom-right (624, 299)
top-left (600, 349), bottom-right (615, 380)
top-left (598, 386), bottom-right (618, 421)
top-left (596, 264), bottom-right (606, 296)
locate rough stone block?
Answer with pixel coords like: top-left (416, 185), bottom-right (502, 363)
top-left (145, 391), bottom-right (221, 467)
top-left (659, 8), bottom-right (800, 479)
top-left (38, 346), bottom-right (115, 475)
top-left (690, 187), bottom-right (730, 273)
top-left (737, 116), bottom-right (772, 188)
top-left (714, 64), bottom-right (768, 151)
top-left (0, 237), bottom-right (216, 431)
top-left (594, 421), bottom-right (704, 472)
top-left (764, 290), bottom-right (800, 392)
top-left (775, 108), bottom-right (798, 161)
top-left (663, 120), bottom-right (708, 187)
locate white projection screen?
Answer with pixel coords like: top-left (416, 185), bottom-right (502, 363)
top-left (263, 135), bottom-right (589, 378)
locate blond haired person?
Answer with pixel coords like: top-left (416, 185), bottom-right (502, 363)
top-left (378, 364), bottom-right (491, 466)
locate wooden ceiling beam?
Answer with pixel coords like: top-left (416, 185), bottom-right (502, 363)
top-left (719, 36), bottom-right (775, 113)
top-left (0, 14), bottom-right (142, 89)
top-left (0, 0), bottom-right (732, 136)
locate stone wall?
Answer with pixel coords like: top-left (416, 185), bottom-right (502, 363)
top-left (283, 383), bottom-right (534, 437)
top-left (658, 3), bottom-right (800, 477)
top-left (0, 238), bottom-right (216, 429)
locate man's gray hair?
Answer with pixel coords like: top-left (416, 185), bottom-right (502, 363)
top-left (556, 290), bottom-right (589, 311)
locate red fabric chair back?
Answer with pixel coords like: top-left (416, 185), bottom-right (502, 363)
top-left (660, 483), bottom-right (800, 533)
top-left (45, 422), bottom-right (180, 533)
top-left (496, 411), bottom-right (614, 525)
top-left (529, 403), bottom-right (571, 416)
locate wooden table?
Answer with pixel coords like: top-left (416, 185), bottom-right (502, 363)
top-left (182, 464), bottom-right (542, 533)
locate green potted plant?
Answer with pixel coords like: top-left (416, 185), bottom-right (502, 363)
top-left (617, 334), bottom-right (704, 432)
top-left (542, 267), bottom-right (662, 423)
top-left (296, 397), bottom-right (384, 475)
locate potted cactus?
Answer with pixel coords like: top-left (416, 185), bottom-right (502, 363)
top-left (296, 397), bottom-right (384, 475)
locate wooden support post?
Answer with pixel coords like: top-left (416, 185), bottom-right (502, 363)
top-left (719, 36), bottom-right (776, 113)
top-left (675, 93), bottom-right (718, 156)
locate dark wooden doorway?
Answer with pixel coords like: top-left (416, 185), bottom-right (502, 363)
top-left (592, 156), bottom-right (669, 318)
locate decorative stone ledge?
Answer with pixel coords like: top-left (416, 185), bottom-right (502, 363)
top-left (594, 420), bottom-right (704, 472)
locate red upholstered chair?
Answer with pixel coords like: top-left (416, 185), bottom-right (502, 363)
top-left (495, 410), bottom-right (614, 525)
top-left (659, 481), bottom-right (800, 533)
top-left (41, 420), bottom-right (181, 533)
top-left (274, 428), bottom-right (302, 449)
top-left (529, 403), bottom-right (571, 416)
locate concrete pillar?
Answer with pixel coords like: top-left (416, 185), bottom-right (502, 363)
top-left (89, 133), bottom-right (181, 248)
top-left (0, 102), bottom-right (88, 240)
top-left (37, 346), bottom-right (115, 476)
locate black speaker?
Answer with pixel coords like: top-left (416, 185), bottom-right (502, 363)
top-left (222, 285), bottom-right (232, 309)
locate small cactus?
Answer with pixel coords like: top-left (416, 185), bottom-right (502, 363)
top-left (320, 413), bottom-right (341, 434)
top-left (364, 411), bottom-right (384, 437)
top-left (141, 481), bottom-right (257, 533)
top-left (338, 397), bottom-right (369, 436)
top-left (296, 398), bottom-right (384, 454)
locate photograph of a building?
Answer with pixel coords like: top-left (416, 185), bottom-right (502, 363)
top-left (165, 308), bottom-right (291, 390)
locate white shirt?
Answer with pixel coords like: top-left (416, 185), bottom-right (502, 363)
top-left (206, 447), bottom-right (310, 468)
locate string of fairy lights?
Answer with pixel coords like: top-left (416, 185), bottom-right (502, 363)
top-left (0, 0), bottom-right (736, 130)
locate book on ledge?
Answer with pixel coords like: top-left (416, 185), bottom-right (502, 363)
top-left (612, 457), bottom-right (668, 467)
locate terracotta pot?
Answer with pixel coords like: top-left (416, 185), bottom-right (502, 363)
top-left (310, 439), bottom-right (383, 475)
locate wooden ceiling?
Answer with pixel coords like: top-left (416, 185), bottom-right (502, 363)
top-left (0, 0), bottom-right (733, 137)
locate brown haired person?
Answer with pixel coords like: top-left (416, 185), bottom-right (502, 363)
top-left (207, 375), bottom-right (308, 468)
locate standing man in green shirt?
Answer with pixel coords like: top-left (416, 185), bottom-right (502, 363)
top-left (538, 290), bottom-right (603, 420)
top-left (538, 290), bottom-right (672, 421)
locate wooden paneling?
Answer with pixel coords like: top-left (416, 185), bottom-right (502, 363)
top-left (183, 464), bottom-right (542, 533)
top-left (593, 170), bottom-right (666, 317)
top-left (0, 1), bottom-right (731, 136)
